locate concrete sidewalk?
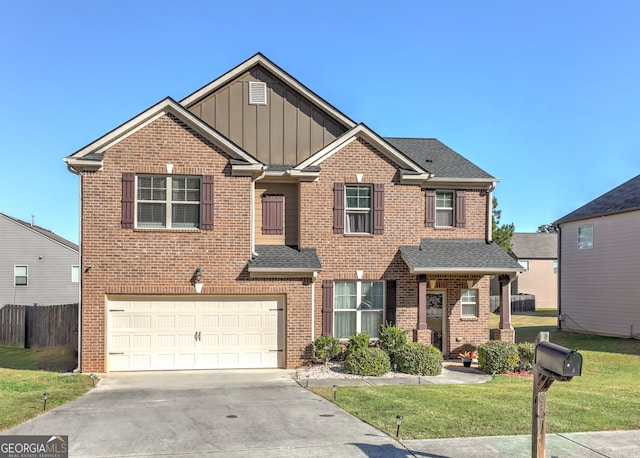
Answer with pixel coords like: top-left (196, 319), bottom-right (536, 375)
top-left (402, 430), bottom-right (640, 457)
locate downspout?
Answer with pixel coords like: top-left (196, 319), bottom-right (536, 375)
top-left (250, 169), bottom-right (267, 257)
top-left (486, 182), bottom-right (496, 243)
top-left (311, 273), bottom-right (316, 341)
top-left (67, 165), bottom-right (83, 373)
top-left (556, 224), bottom-right (562, 331)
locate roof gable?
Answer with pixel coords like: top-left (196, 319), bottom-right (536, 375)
top-left (64, 97), bottom-right (261, 173)
top-left (555, 173), bottom-right (640, 224)
top-left (510, 232), bottom-right (557, 259)
top-left (0, 213), bottom-right (78, 252)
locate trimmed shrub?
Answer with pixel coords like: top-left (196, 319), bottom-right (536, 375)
top-left (343, 347), bottom-right (391, 376)
top-left (477, 340), bottom-right (519, 374)
top-left (378, 323), bottom-right (408, 364)
top-left (345, 333), bottom-right (370, 357)
top-left (395, 342), bottom-right (443, 376)
top-left (516, 342), bottom-right (535, 372)
top-left (313, 335), bottom-right (341, 364)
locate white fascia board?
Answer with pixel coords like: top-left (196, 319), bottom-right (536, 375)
top-left (64, 98), bottom-right (259, 166)
top-left (231, 163), bottom-right (265, 176)
top-left (295, 124), bottom-right (427, 174)
top-left (422, 177), bottom-right (499, 189)
top-left (409, 266), bottom-right (524, 275)
top-left (180, 54), bottom-right (356, 129)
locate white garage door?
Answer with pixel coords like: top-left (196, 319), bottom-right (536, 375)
top-left (107, 296), bottom-right (284, 371)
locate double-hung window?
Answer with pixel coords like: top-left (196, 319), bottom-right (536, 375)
top-left (334, 281), bottom-right (384, 338)
top-left (461, 289), bottom-right (478, 317)
top-left (436, 191), bottom-right (454, 227)
top-left (137, 175), bottom-right (201, 228)
top-left (345, 185), bottom-right (371, 233)
top-left (578, 225), bottom-right (593, 249)
top-left (14, 265), bottom-right (28, 286)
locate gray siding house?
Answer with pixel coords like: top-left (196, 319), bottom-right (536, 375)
top-left (0, 213), bottom-right (79, 306)
top-left (555, 174), bottom-right (640, 338)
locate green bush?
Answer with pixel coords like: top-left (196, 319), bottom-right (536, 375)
top-left (378, 323), bottom-right (408, 363)
top-left (345, 333), bottom-right (370, 356)
top-left (395, 342), bottom-right (443, 376)
top-left (477, 340), bottom-right (519, 374)
top-left (516, 342), bottom-right (535, 372)
top-left (343, 347), bottom-right (391, 376)
top-left (313, 335), bottom-right (341, 364)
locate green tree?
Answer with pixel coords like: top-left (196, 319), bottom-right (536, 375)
top-left (537, 223), bottom-right (558, 233)
top-left (492, 197), bottom-right (514, 252)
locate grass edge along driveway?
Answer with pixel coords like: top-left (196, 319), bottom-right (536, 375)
top-left (0, 347), bottom-right (94, 431)
top-left (310, 314), bottom-right (640, 440)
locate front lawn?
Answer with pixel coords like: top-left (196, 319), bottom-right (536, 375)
top-left (310, 312), bottom-right (640, 439)
top-left (0, 347), bottom-right (94, 431)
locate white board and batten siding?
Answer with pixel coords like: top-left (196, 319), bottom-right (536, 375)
top-left (559, 211), bottom-right (640, 338)
top-left (107, 296), bottom-right (285, 371)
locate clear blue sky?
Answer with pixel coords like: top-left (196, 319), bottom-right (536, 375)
top-left (2, 1), bottom-right (639, 244)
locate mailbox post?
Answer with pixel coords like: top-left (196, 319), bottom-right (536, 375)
top-left (532, 332), bottom-right (583, 458)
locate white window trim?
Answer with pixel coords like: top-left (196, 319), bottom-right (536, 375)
top-left (519, 260), bottom-right (529, 270)
top-left (135, 175), bottom-right (201, 229)
top-left (578, 225), bottom-right (593, 250)
top-left (72, 265), bottom-right (80, 283)
top-left (334, 280), bottom-right (385, 338)
top-left (14, 265), bottom-right (28, 287)
top-left (461, 289), bottom-right (478, 317)
top-left (345, 184), bottom-right (372, 234)
top-left (435, 190), bottom-right (455, 227)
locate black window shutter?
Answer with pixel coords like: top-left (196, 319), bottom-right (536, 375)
top-left (333, 182), bottom-right (345, 234)
top-left (322, 280), bottom-right (334, 336)
top-left (121, 172), bottom-right (135, 229)
top-left (425, 189), bottom-right (435, 227)
top-left (456, 190), bottom-right (466, 228)
top-left (201, 175), bottom-right (214, 230)
top-left (262, 194), bottom-right (284, 235)
top-left (385, 279), bottom-right (397, 325)
top-left (373, 183), bottom-right (384, 235)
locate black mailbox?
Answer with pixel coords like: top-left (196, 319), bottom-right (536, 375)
top-left (535, 341), bottom-right (582, 377)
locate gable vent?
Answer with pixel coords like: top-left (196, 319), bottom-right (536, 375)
top-left (249, 81), bottom-right (267, 105)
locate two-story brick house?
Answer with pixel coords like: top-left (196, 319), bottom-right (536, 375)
top-left (64, 54), bottom-right (522, 372)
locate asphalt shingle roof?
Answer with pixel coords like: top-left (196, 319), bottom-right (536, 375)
top-left (555, 173), bottom-right (640, 224)
top-left (248, 245), bottom-right (322, 271)
top-left (510, 233), bottom-right (557, 259)
top-left (1, 213), bottom-right (78, 251)
top-left (385, 138), bottom-right (494, 179)
top-left (400, 239), bottom-right (522, 273)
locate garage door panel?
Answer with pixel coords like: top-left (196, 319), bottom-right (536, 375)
top-left (108, 297), bottom-right (283, 371)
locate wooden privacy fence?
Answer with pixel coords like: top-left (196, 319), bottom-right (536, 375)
top-left (490, 294), bottom-right (536, 313)
top-left (0, 303), bottom-right (78, 348)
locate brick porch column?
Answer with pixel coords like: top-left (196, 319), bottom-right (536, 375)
top-left (495, 274), bottom-right (515, 343)
top-left (414, 274), bottom-right (432, 343)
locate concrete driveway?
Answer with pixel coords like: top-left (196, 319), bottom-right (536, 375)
top-left (4, 370), bottom-right (408, 457)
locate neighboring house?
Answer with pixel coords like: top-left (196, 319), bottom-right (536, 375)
top-left (64, 53), bottom-right (523, 373)
top-left (510, 232), bottom-right (558, 309)
top-left (555, 174), bottom-right (640, 338)
top-left (0, 213), bottom-right (79, 306)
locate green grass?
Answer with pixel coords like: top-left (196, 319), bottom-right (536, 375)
top-left (310, 311), bottom-right (640, 439)
top-left (0, 347), bottom-right (93, 431)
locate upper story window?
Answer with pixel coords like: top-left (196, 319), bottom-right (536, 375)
top-left (72, 265), bottom-right (80, 283)
top-left (425, 189), bottom-right (466, 228)
top-left (345, 185), bottom-right (371, 233)
top-left (435, 191), bottom-right (454, 227)
top-left (553, 260), bottom-right (558, 274)
top-left (578, 225), bottom-right (593, 249)
top-left (334, 281), bottom-right (384, 339)
top-left (519, 260), bottom-right (529, 270)
top-left (333, 182), bottom-right (384, 235)
top-left (122, 173), bottom-right (213, 231)
top-left (137, 175), bottom-right (201, 228)
top-left (14, 265), bottom-right (28, 286)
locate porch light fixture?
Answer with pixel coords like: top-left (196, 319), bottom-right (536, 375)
top-left (395, 415), bottom-right (403, 437)
top-left (193, 267), bottom-right (203, 294)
